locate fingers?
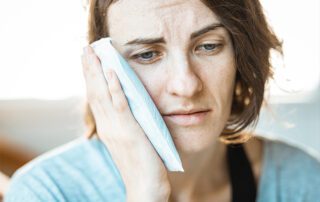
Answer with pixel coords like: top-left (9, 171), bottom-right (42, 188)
top-left (105, 70), bottom-right (130, 114)
top-left (82, 45), bottom-right (130, 115)
top-left (81, 45), bottom-right (133, 137)
top-left (81, 46), bottom-right (113, 112)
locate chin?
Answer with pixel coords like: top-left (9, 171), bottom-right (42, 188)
top-left (171, 130), bottom-right (219, 154)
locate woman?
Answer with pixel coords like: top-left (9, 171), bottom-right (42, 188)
top-left (4, 0), bottom-right (320, 201)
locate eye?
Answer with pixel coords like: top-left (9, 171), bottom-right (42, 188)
top-left (139, 51), bottom-right (155, 59)
top-left (132, 51), bottom-right (161, 63)
top-left (195, 43), bottom-right (222, 54)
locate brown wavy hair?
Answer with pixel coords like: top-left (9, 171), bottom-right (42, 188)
top-left (84, 0), bottom-right (282, 144)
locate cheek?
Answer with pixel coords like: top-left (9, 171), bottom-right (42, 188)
top-left (216, 66), bottom-right (236, 102)
top-left (202, 56), bottom-right (236, 113)
top-left (197, 42), bottom-right (236, 88)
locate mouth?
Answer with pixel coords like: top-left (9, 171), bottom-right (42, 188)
top-left (162, 110), bottom-right (211, 126)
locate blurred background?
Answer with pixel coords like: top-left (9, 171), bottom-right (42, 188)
top-left (0, 0), bottom-right (319, 178)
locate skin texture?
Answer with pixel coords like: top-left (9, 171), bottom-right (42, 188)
top-left (82, 0), bottom-right (263, 201)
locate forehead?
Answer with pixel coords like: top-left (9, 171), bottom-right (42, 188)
top-left (107, 0), bottom-right (221, 44)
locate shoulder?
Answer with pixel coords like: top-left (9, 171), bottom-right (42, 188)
top-left (263, 138), bottom-right (320, 175)
top-left (5, 137), bottom-right (125, 202)
top-left (258, 137), bottom-right (320, 201)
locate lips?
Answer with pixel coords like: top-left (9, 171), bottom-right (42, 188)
top-left (162, 108), bottom-right (210, 116)
top-left (162, 110), bottom-right (211, 126)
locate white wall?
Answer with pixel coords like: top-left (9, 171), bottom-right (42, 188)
top-left (0, 98), bottom-right (85, 153)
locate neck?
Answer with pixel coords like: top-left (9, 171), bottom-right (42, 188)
top-left (167, 137), bottom-right (264, 201)
top-left (168, 140), bottom-right (229, 201)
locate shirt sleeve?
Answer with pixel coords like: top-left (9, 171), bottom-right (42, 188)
top-left (4, 172), bottom-right (65, 202)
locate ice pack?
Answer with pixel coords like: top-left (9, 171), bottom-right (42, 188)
top-left (90, 38), bottom-right (184, 172)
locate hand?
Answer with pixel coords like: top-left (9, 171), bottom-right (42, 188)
top-left (81, 46), bottom-right (171, 201)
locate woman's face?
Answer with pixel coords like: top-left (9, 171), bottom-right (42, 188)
top-left (107, 0), bottom-right (236, 153)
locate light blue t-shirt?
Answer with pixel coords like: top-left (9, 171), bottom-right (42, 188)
top-left (4, 137), bottom-right (320, 202)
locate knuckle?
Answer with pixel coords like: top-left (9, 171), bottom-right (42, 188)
top-left (82, 65), bottom-right (90, 77)
top-left (88, 92), bottom-right (105, 104)
top-left (84, 66), bottom-right (97, 79)
top-left (114, 99), bottom-right (128, 112)
top-left (95, 94), bottom-right (106, 103)
top-left (91, 56), bottom-right (100, 66)
top-left (108, 81), bottom-right (120, 94)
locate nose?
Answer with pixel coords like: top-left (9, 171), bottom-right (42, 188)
top-left (165, 54), bottom-right (203, 98)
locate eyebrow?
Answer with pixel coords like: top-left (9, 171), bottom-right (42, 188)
top-left (124, 23), bottom-right (224, 46)
top-left (190, 23), bottom-right (224, 39)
